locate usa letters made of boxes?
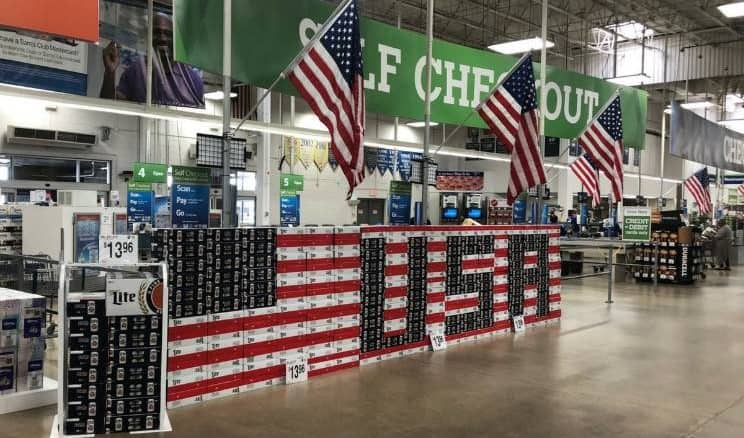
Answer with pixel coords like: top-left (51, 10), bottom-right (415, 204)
top-left (162, 226), bottom-right (560, 408)
top-left (358, 226), bottom-right (561, 361)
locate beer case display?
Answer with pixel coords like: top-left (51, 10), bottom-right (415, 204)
top-left (162, 226), bottom-right (560, 409)
top-left (62, 284), bottom-right (167, 436)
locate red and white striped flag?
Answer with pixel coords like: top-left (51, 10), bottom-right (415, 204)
top-left (287, 0), bottom-right (365, 198)
top-left (477, 54), bottom-right (546, 205)
top-left (738, 184), bottom-right (744, 198)
top-left (570, 155), bottom-right (600, 207)
top-left (684, 168), bottom-right (712, 215)
top-left (578, 95), bottom-right (624, 203)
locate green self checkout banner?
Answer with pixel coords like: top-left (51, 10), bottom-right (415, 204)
top-left (623, 207), bottom-right (652, 242)
top-left (174, 0), bottom-right (647, 148)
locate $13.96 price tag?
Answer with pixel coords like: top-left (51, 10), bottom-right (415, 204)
top-left (285, 356), bottom-right (308, 385)
top-left (99, 235), bottom-right (138, 264)
top-left (429, 330), bottom-right (447, 351)
top-left (512, 315), bottom-right (526, 333)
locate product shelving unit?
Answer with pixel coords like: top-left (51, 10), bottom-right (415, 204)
top-left (0, 206), bottom-right (23, 288)
top-left (631, 241), bottom-right (704, 284)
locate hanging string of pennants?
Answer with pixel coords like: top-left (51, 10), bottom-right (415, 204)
top-left (283, 136), bottom-right (422, 178)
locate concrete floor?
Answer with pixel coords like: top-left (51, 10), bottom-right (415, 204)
top-left (3, 270), bottom-right (744, 437)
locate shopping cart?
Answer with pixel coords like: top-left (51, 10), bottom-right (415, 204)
top-left (701, 239), bottom-right (716, 270)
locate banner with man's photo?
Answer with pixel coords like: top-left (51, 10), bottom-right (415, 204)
top-left (0, 0), bottom-right (205, 109)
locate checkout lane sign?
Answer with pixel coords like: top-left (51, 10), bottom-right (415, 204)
top-left (622, 207), bottom-right (652, 242)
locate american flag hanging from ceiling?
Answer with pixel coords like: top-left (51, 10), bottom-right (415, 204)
top-left (684, 168), bottom-right (712, 215)
top-left (476, 54), bottom-right (547, 206)
top-left (570, 155), bottom-right (601, 208)
top-left (578, 95), bottom-right (624, 203)
top-left (287, 0), bottom-right (365, 198)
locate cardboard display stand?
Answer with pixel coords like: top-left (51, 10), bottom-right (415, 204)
top-left (52, 263), bottom-right (171, 437)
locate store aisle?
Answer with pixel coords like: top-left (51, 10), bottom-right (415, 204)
top-left (3, 270), bottom-right (744, 438)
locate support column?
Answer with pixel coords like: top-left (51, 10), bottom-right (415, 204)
top-left (221, 0), bottom-right (234, 227)
top-left (256, 88), bottom-right (272, 226)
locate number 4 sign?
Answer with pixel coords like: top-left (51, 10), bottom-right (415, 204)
top-left (99, 235), bottom-right (138, 264)
top-left (429, 330), bottom-right (447, 351)
top-left (285, 356), bottom-right (308, 385)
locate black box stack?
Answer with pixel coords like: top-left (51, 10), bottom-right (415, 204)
top-left (64, 300), bottom-right (161, 435)
top-left (360, 237), bottom-right (385, 353)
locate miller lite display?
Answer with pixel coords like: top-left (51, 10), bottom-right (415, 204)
top-left (61, 274), bottom-right (167, 436)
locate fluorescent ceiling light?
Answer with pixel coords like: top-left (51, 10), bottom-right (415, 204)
top-left (405, 121), bottom-right (440, 128)
top-left (204, 91), bottom-right (238, 100)
top-left (607, 74), bottom-right (650, 86)
top-left (488, 37), bottom-right (555, 54)
top-left (718, 2), bottom-right (744, 18)
top-left (680, 101), bottom-right (718, 110)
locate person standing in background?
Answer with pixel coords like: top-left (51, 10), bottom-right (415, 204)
top-left (714, 221), bottom-right (734, 270)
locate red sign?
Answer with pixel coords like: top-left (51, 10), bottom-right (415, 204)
top-left (435, 171), bottom-right (485, 191)
top-left (0, 0), bottom-right (99, 42)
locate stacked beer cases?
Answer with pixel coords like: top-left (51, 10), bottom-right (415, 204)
top-left (62, 292), bottom-right (166, 436)
top-left (0, 289), bottom-right (45, 396)
top-left (162, 225), bottom-right (561, 408)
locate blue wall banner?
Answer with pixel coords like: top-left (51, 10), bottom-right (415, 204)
top-left (171, 184), bottom-right (209, 229)
top-left (280, 194), bottom-right (301, 227)
top-left (377, 149), bottom-right (395, 176)
top-left (365, 147), bottom-right (379, 175)
top-left (0, 29), bottom-right (88, 95)
top-left (73, 213), bottom-right (100, 262)
top-left (396, 151), bottom-right (423, 182)
top-left (127, 190), bottom-right (154, 230)
top-left (723, 175), bottom-right (744, 185)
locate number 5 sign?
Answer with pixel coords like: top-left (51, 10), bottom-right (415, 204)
top-left (99, 235), bottom-right (138, 264)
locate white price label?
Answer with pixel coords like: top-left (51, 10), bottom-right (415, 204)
top-left (285, 357), bottom-right (308, 385)
top-left (429, 331), bottom-right (447, 351)
top-left (512, 315), bottom-right (526, 333)
top-left (99, 235), bottom-right (138, 264)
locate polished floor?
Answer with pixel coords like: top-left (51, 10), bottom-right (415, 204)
top-left (3, 270), bottom-right (744, 437)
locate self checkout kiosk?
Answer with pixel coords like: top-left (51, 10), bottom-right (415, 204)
top-left (440, 193), bottom-right (460, 224)
top-left (463, 193), bottom-right (484, 222)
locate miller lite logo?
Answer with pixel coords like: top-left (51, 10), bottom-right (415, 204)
top-left (106, 278), bottom-right (164, 316)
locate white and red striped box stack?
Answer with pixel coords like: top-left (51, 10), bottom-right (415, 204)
top-left (162, 225), bottom-right (561, 408)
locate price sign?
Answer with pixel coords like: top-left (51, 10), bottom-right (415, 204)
top-left (285, 356), bottom-right (308, 385)
top-left (429, 330), bottom-right (447, 351)
top-left (99, 235), bottom-right (138, 264)
top-left (512, 315), bottom-right (526, 333)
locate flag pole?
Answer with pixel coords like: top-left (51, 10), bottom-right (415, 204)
top-left (420, 0), bottom-right (434, 225)
top-left (537, 0), bottom-right (548, 224)
top-left (232, 0), bottom-right (355, 134)
top-left (433, 52), bottom-right (532, 155)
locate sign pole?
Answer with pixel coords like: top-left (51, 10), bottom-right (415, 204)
top-left (421, 0), bottom-right (434, 225)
